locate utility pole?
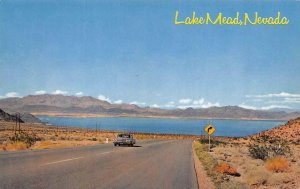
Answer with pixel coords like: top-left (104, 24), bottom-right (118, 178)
top-left (18, 113), bottom-right (21, 133)
top-left (15, 113), bottom-right (17, 136)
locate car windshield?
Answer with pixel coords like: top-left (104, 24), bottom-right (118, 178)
top-left (119, 134), bottom-right (131, 138)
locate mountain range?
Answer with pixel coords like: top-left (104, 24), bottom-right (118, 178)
top-left (0, 94), bottom-right (299, 120)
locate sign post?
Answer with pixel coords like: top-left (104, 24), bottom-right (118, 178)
top-left (204, 123), bottom-right (216, 152)
top-left (208, 134), bottom-right (210, 152)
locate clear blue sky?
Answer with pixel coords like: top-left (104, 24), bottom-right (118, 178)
top-left (1, 0), bottom-right (300, 110)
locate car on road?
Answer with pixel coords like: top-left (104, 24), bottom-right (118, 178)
top-left (114, 133), bottom-right (136, 147)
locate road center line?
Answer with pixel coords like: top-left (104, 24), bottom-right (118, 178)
top-left (96, 148), bottom-right (134, 156)
top-left (41, 156), bottom-right (84, 166)
top-left (97, 151), bottom-right (115, 155)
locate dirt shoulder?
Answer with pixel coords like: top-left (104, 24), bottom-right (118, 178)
top-left (193, 137), bottom-right (300, 189)
top-left (193, 141), bottom-right (215, 189)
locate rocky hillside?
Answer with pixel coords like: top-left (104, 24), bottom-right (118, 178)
top-left (0, 108), bottom-right (42, 123)
top-left (253, 117), bottom-right (300, 143)
top-left (0, 108), bottom-right (24, 123)
top-left (0, 94), bottom-right (299, 120)
top-left (20, 113), bottom-right (43, 123)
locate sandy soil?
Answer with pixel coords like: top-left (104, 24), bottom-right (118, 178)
top-left (209, 138), bottom-right (300, 189)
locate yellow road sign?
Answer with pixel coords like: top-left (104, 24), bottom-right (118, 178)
top-left (204, 124), bottom-right (215, 135)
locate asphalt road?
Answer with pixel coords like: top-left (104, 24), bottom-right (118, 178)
top-left (0, 140), bottom-right (198, 189)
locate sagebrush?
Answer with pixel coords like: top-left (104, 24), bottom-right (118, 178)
top-left (248, 137), bottom-right (291, 160)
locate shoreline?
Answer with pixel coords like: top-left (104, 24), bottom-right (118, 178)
top-left (31, 112), bottom-right (289, 121)
top-left (0, 120), bottom-right (236, 140)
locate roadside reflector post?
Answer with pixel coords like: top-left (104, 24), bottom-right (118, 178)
top-left (204, 123), bottom-right (216, 152)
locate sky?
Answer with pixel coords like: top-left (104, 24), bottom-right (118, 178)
top-left (0, 0), bottom-right (300, 110)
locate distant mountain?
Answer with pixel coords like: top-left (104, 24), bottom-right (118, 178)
top-left (168, 106), bottom-right (300, 120)
top-left (0, 94), bottom-right (143, 115)
top-left (269, 108), bottom-right (300, 113)
top-left (0, 94), bottom-right (299, 120)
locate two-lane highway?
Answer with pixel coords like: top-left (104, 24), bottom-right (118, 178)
top-left (0, 140), bottom-right (198, 189)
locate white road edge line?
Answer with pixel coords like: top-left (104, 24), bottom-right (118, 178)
top-left (41, 156), bottom-right (84, 166)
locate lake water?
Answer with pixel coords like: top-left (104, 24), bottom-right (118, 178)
top-left (38, 116), bottom-right (285, 137)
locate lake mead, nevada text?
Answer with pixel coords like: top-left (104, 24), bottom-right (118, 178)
top-left (174, 11), bottom-right (289, 26)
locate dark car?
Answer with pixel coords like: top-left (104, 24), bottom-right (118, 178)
top-left (113, 133), bottom-right (136, 147)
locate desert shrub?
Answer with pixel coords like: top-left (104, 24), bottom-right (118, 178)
top-left (268, 143), bottom-right (291, 157)
top-left (9, 132), bottom-right (40, 148)
top-left (257, 134), bottom-right (271, 143)
top-left (265, 157), bottom-right (289, 172)
top-left (2, 141), bottom-right (27, 151)
top-left (12, 141), bottom-right (27, 150)
top-left (199, 138), bottom-right (227, 149)
top-left (199, 138), bottom-right (227, 145)
top-left (248, 144), bottom-right (269, 160)
top-left (248, 139), bottom-right (291, 160)
top-left (215, 162), bottom-right (240, 176)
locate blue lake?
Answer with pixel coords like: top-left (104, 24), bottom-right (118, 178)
top-left (38, 116), bottom-right (286, 137)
